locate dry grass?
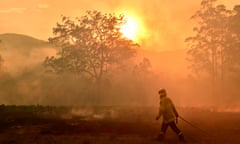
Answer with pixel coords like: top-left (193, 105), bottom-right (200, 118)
top-left (0, 105), bottom-right (239, 144)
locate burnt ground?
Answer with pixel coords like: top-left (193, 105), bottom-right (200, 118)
top-left (0, 105), bottom-right (239, 144)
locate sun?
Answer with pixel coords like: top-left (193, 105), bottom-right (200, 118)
top-left (120, 13), bottom-right (146, 43)
top-left (120, 17), bottom-right (138, 40)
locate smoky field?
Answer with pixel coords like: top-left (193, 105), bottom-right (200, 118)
top-left (0, 105), bottom-right (239, 144)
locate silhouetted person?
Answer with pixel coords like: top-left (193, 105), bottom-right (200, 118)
top-left (156, 88), bottom-right (184, 142)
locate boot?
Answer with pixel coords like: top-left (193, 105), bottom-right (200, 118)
top-left (178, 132), bottom-right (185, 142)
top-left (157, 133), bottom-right (165, 141)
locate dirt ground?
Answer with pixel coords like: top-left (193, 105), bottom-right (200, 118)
top-left (0, 105), bottom-right (239, 144)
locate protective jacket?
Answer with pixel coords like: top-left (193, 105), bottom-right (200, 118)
top-left (157, 96), bottom-right (178, 123)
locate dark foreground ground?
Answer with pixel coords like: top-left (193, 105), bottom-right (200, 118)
top-left (0, 105), bottom-right (239, 144)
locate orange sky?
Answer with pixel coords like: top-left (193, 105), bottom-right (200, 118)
top-left (0, 0), bottom-right (239, 51)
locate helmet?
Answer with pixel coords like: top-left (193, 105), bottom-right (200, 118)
top-left (158, 88), bottom-right (166, 94)
top-left (158, 88), bottom-right (167, 98)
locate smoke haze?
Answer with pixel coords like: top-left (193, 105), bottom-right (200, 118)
top-left (0, 1), bottom-right (240, 111)
top-left (0, 0), bottom-right (199, 51)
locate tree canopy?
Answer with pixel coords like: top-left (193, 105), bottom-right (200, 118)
top-left (186, 0), bottom-right (240, 81)
top-left (44, 11), bottom-right (139, 84)
top-left (186, 0), bottom-right (240, 101)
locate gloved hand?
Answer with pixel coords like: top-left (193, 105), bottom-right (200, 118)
top-left (176, 113), bottom-right (179, 117)
top-left (175, 114), bottom-right (179, 124)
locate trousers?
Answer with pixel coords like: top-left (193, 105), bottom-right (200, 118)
top-left (160, 121), bottom-right (181, 134)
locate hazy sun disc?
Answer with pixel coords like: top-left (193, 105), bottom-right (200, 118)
top-left (120, 18), bottom-right (138, 40)
top-left (120, 14), bottom-right (146, 42)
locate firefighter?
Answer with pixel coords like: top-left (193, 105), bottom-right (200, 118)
top-left (156, 88), bottom-right (185, 142)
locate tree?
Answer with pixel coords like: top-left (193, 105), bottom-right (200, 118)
top-left (226, 5), bottom-right (240, 80)
top-left (133, 57), bottom-right (152, 78)
top-left (186, 1), bottom-right (240, 81)
top-left (44, 11), bottom-right (138, 103)
top-left (185, 0), bottom-right (232, 101)
top-left (185, 0), bottom-right (240, 103)
top-left (185, 0), bottom-right (230, 82)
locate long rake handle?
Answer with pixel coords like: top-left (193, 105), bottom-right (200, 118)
top-left (178, 116), bottom-right (212, 136)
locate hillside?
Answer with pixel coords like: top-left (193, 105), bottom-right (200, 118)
top-left (0, 33), bottom-right (56, 74)
top-left (0, 33), bottom-right (52, 56)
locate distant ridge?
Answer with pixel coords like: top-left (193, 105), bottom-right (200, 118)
top-left (0, 33), bottom-right (50, 55)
